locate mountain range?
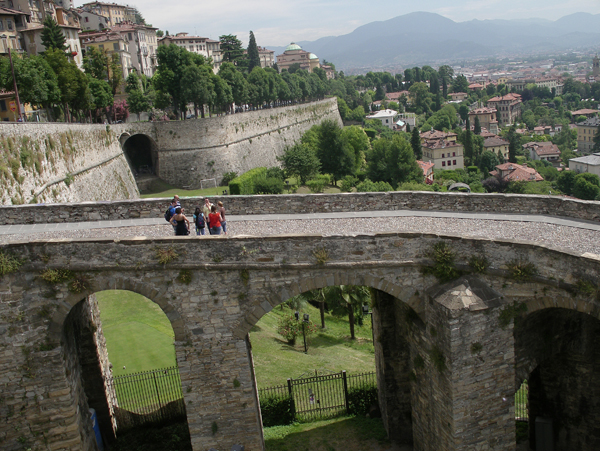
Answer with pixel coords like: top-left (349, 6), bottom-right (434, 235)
top-left (266, 12), bottom-right (600, 71)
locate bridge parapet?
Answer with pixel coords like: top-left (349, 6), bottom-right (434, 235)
top-left (1, 191), bottom-right (599, 225)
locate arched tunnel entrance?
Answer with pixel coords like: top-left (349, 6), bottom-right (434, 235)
top-left (121, 133), bottom-right (160, 193)
top-left (515, 307), bottom-right (600, 451)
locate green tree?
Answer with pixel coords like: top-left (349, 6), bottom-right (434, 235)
top-left (108, 54), bottom-right (123, 95)
top-left (438, 65), bottom-right (453, 98)
top-left (219, 62), bottom-right (248, 109)
top-left (556, 170), bottom-right (576, 196)
top-left (219, 34), bottom-right (245, 66)
top-left (321, 285), bottom-right (371, 339)
top-left (474, 116), bottom-right (481, 135)
top-left (316, 120), bottom-right (356, 184)
top-left (82, 47), bottom-right (108, 80)
top-left (411, 127), bottom-right (422, 160)
top-left (180, 64), bottom-right (214, 117)
top-left (341, 125), bottom-right (370, 170)
top-left (572, 173), bottom-right (600, 200)
top-left (125, 72), bottom-right (149, 115)
top-left (44, 49), bottom-right (88, 122)
top-left (409, 82), bottom-right (430, 112)
top-left (479, 150), bottom-right (500, 173)
top-left (88, 77), bottom-right (113, 119)
top-left (247, 31), bottom-right (260, 73)
top-left (452, 75), bottom-right (469, 93)
top-left (463, 118), bottom-right (474, 165)
top-left (507, 126), bottom-right (519, 163)
top-left (366, 135), bottom-right (422, 187)
top-left (277, 142), bottom-right (321, 185)
top-left (41, 16), bottom-right (67, 52)
top-left (154, 44), bottom-right (197, 114)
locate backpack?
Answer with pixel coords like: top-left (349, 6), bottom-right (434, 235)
top-left (164, 207), bottom-right (173, 222)
top-left (195, 213), bottom-right (205, 229)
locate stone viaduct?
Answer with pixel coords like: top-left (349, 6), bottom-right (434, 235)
top-left (0, 98), bottom-right (341, 206)
top-left (2, 194), bottom-right (600, 450)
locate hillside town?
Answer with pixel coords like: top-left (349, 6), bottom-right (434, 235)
top-left (0, 0), bottom-right (597, 201)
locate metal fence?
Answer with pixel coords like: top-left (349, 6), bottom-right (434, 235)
top-left (258, 370), bottom-right (377, 422)
top-left (515, 380), bottom-right (529, 421)
top-left (105, 366), bottom-right (186, 431)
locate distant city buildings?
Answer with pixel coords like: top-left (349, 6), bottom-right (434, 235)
top-left (257, 46), bottom-right (274, 68)
top-left (276, 42), bottom-right (320, 73)
top-left (576, 116), bottom-right (600, 154)
top-left (366, 109), bottom-right (397, 129)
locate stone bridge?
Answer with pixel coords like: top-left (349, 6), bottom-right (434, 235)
top-left (2, 217), bottom-right (600, 451)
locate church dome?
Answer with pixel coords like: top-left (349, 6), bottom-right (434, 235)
top-left (309, 53), bottom-right (318, 60)
top-left (285, 43), bottom-right (302, 52)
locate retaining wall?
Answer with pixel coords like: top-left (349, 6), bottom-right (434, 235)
top-left (1, 191), bottom-right (599, 225)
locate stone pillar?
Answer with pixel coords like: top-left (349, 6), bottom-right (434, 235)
top-left (178, 336), bottom-right (264, 451)
top-left (373, 290), bottom-right (414, 444)
top-left (417, 276), bottom-right (515, 451)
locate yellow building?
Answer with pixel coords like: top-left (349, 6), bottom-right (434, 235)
top-left (421, 139), bottom-right (465, 170)
top-left (0, 7), bottom-right (26, 54)
top-left (276, 43), bottom-right (320, 73)
top-left (80, 30), bottom-right (131, 93)
top-left (80, 1), bottom-right (134, 27)
top-left (577, 117), bottom-right (600, 154)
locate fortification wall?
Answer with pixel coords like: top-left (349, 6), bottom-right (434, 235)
top-left (1, 190), bottom-right (599, 225)
top-left (149, 98), bottom-right (342, 187)
top-left (0, 123), bottom-right (139, 206)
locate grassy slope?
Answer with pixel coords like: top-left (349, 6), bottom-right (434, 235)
top-left (264, 416), bottom-right (392, 451)
top-left (250, 303), bottom-right (375, 389)
top-left (96, 290), bottom-right (176, 376)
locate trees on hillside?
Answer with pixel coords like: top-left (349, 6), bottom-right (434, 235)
top-left (366, 134), bottom-right (422, 188)
top-left (41, 16), bottom-right (67, 52)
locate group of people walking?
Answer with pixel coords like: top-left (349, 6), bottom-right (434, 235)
top-left (166, 195), bottom-right (227, 236)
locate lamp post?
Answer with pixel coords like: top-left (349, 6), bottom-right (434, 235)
top-left (294, 311), bottom-right (309, 353)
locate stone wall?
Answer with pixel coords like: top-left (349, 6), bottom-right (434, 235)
top-left (3, 190), bottom-right (600, 225)
top-left (0, 123), bottom-right (139, 206)
top-left (147, 99), bottom-right (342, 188)
top-left (2, 232), bottom-right (600, 450)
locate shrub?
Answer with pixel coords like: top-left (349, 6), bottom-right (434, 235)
top-left (276, 314), bottom-right (317, 345)
top-left (265, 166), bottom-right (286, 181)
top-left (340, 175), bottom-right (358, 192)
top-left (254, 177), bottom-right (284, 194)
top-left (260, 395), bottom-right (295, 427)
top-left (228, 167), bottom-right (267, 195)
top-left (0, 251), bottom-right (23, 276)
top-left (356, 179), bottom-right (394, 192)
top-left (347, 386), bottom-right (378, 416)
top-left (220, 171), bottom-right (238, 186)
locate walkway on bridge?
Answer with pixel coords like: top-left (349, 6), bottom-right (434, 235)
top-left (2, 209), bottom-right (600, 235)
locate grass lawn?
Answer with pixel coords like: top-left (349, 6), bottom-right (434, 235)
top-left (140, 177), bottom-right (342, 199)
top-left (264, 416), bottom-right (392, 451)
top-left (96, 290), bottom-right (176, 376)
top-left (250, 303), bottom-right (376, 389)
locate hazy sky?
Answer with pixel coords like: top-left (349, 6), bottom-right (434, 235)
top-left (80, 0), bottom-right (600, 47)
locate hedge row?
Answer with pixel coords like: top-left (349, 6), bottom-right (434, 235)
top-left (228, 167), bottom-right (268, 195)
top-left (260, 395), bottom-right (295, 427)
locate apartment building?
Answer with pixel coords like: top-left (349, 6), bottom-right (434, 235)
top-left (421, 139), bottom-right (465, 170)
top-left (577, 116), bottom-right (600, 154)
top-left (111, 21), bottom-right (158, 76)
top-left (0, 7), bottom-right (27, 54)
top-left (468, 107), bottom-right (498, 135)
top-left (486, 93), bottom-right (522, 127)
top-left (159, 33), bottom-right (222, 73)
top-left (257, 46), bottom-right (274, 68)
top-left (80, 29), bottom-right (131, 80)
top-left (80, 1), bottom-right (135, 27)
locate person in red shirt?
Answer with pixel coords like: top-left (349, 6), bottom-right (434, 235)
top-left (208, 205), bottom-right (222, 235)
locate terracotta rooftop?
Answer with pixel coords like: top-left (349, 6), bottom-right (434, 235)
top-left (492, 163), bottom-right (544, 182)
top-left (571, 109), bottom-right (598, 116)
top-left (422, 139), bottom-right (462, 150)
top-left (420, 130), bottom-right (457, 140)
top-left (523, 141), bottom-right (560, 156)
top-left (469, 107), bottom-right (497, 114)
top-left (417, 160), bottom-right (435, 173)
top-left (385, 91), bottom-right (409, 100)
top-left (483, 136), bottom-right (508, 147)
top-left (487, 93), bottom-right (522, 102)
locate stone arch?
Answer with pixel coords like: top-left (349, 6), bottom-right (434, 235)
top-left (121, 133), bottom-right (159, 177)
top-left (514, 307), bottom-right (600, 451)
top-left (47, 272), bottom-right (185, 344)
top-left (235, 267), bottom-right (425, 339)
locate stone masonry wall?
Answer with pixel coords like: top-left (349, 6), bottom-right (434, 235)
top-left (2, 233), bottom-right (600, 450)
top-left (151, 99), bottom-right (341, 187)
top-left (3, 190), bottom-right (600, 225)
top-left (0, 123), bottom-right (139, 206)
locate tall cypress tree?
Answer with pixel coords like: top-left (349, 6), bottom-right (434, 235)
top-left (247, 31), bottom-right (260, 73)
top-left (41, 16), bottom-right (67, 52)
top-left (474, 116), bottom-right (481, 135)
top-left (411, 127), bottom-right (422, 160)
top-left (464, 118), bottom-right (473, 166)
top-left (508, 126), bottom-right (519, 163)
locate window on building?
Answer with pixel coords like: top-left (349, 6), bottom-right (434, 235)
top-left (452, 152), bottom-right (456, 157)
top-left (0, 100), bottom-right (6, 112)
top-left (453, 160), bottom-right (457, 166)
top-left (7, 19), bottom-right (12, 31)
top-left (0, 20), bottom-right (4, 31)
top-left (128, 33), bottom-right (132, 40)
top-left (99, 44), bottom-right (104, 49)
top-left (442, 153), bottom-right (445, 158)
top-left (113, 42), bottom-right (119, 50)
top-left (442, 161), bottom-right (446, 167)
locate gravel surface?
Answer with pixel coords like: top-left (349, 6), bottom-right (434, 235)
top-left (2, 216), bottom-right (600, 256)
